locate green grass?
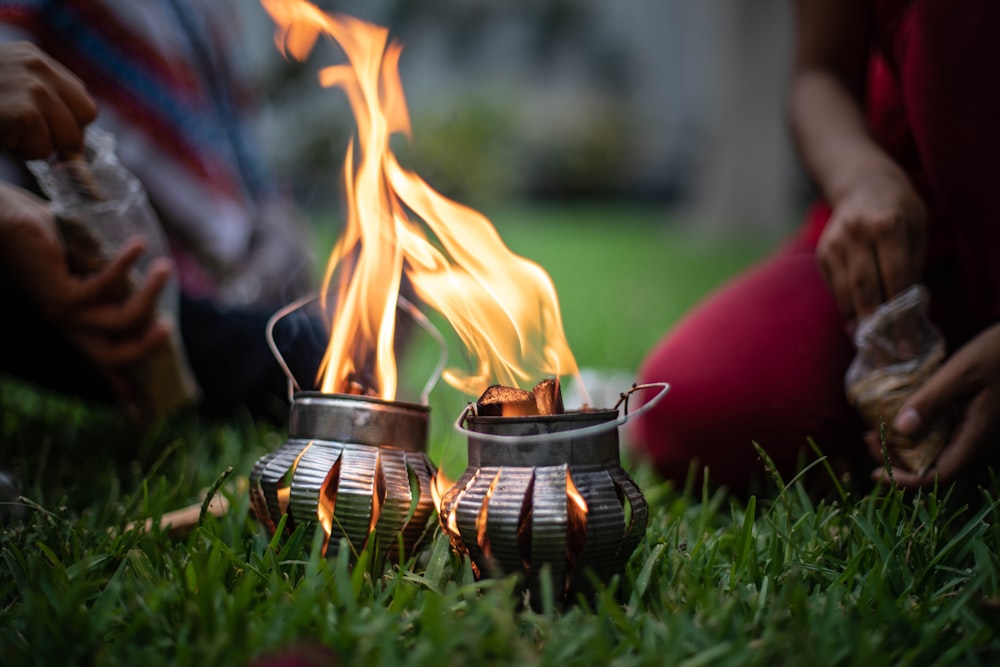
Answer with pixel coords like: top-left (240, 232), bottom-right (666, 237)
top-left (3, 204), bottom-right (999, 666)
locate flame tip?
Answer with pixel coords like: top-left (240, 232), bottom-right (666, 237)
top-left (270, 0), bottom-right (578, 401)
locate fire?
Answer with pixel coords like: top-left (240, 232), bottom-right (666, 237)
top-left (565, 471), bottom-right (588, 570)
top-left (316, 455), bottom-right (341, 556)
top-left (433, 468), bottom-right (462, 543)
top-left (439, 466), bottom-right (592, 583)
top-left (430, 469), bottom-right (454, 516)
top-left (566, 473), bottom-right (588, 516)
top-left (277, 443), bottom-right (311, 514)
top-left (262, 0), bottom-right (579, 400)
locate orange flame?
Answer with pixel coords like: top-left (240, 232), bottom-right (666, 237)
top-left (430, 469), bottom-right (454, 516)
top-left (565, 471), bottom-right (588, 568)
top-left (566, 473), bottom-right (588, 516)
top-left (276, 443), bottom-right (311, 514)
top-left (316, 455), bottom-right (341, 556)
top-left (262, 0), bottom-right (578, 399)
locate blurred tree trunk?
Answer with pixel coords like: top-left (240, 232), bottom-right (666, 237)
top-left (686, 0), bottom-right (802, 235)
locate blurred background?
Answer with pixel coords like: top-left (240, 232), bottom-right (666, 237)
top-left (236, 0), bottom-right (811, 237)
top-left (232, 0), bottom-right (810, 463)
top-left (0, 0), bottom-right (816, 480)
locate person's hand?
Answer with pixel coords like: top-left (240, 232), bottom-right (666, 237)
top-left (816, 170), bottom-right (928, 321)
top-left (0, 182), bottom-right (172, 394)
top-left (868, 322), bottom-right (1000, 489)
top-left (0, 41), bottom-right (98, 159)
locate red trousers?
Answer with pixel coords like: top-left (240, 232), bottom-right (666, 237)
top-left (631, 0), bottom-right (1000, 493)
top-left (629, 228), bottom-right (867, 493)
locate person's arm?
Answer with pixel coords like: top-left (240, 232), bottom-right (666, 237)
top-left (0, 181), bottom-right (172, 394)
top-left (795, 1), bottom-right (1000, 489)
top-left (0, 41), bottom-right (98, 159)
top-left (790, 0), bottom-right (927, 320)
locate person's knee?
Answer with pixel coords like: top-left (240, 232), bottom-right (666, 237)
top-left (627, 372), bottom-right (727, 482)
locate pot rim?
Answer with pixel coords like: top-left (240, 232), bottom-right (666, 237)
top-left (454, 382), bottom-right (669, 446)
top-left (292, 390), bottom-right (429, 413)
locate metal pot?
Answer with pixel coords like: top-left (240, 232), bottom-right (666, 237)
top-left (250, 392), bottom-right (435, 559)
top-left (249, 294), bottom-right (446, 561)
top-left (438, 382), bottom-right (668, 602)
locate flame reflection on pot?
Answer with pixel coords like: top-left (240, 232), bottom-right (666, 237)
top-left (249, 393), bottom-right (436, 560)
top-left (438, 408), bottom-right (648, 603)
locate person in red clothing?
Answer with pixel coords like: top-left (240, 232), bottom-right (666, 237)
top-left (629, 0), bottom-right (1000, 494)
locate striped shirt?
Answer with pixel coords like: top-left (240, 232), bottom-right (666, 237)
top-left (0, 0), bottom-right (293, 300)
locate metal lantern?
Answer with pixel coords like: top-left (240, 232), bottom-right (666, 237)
top-left (249, 295), bottom-right (445, 561)
top-left (249, 392), bottom-right (436, 559)
top-left (438, 383), bottom-right (669, 602)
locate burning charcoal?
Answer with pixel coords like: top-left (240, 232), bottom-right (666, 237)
top-left (476, 384), bottom-right (538, 417)
top-left (476, 378), bottom-right (566, 417)
top-left (532, 377), bottom-right (564, 415)
top-left (344, 380), bottom-right (379, 397)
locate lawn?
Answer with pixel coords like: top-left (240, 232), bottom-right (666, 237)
top-left (2, 203), bottom-right (999, 666)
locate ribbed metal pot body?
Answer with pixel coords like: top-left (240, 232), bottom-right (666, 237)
top-left (250, 392), bottom-right (436, 559)
top-left (440, 410), bottom-right (648, 601)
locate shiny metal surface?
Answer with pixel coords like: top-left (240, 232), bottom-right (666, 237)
top-left (289, 392), bottom-right (429, 452)
top-left (440, 408), bottom-right (649, 603)
top-left (466, 410), bottom-right (621, 467)
top-left (249, 392), bottom-right (436, 561)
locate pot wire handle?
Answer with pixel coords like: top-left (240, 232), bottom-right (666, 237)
top-left (399, 295), bottom-right (449, 405)
top-left (265, 292), bottom-right (448, 404)
top-left (453, 381), bottom-right (670, 444)
top-left (265, 293), bottom-right (313, 400)
top-left (613, 381), bottom-right (669, 420)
